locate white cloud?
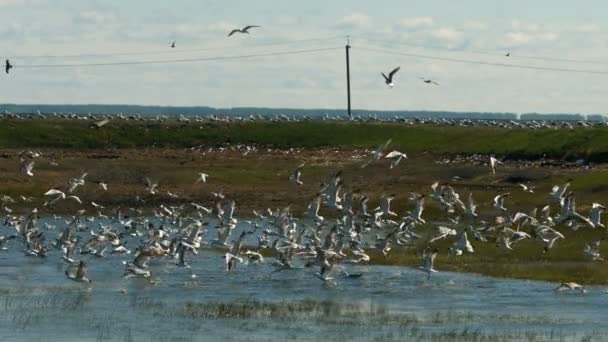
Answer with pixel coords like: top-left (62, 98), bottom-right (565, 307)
top-left (572, 24), bottom-right (601, 33)
top-left (0, 0), bottom-right (24, 7)
top-left (73, 11), bottom-right (117, 26)
top-left (399, 17), bottom-right (434, 29)
top-left (335, 13), bottom-right (372, 30)
top-left (463, 20), bottom-right (487, 31)
top-left (504, 31), bottom-right (558, 46)
top-left (431, 27), bottom-right (462, 42)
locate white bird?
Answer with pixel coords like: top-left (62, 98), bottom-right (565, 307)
top-left (289, 163), bottom-right (305, 185)
top-left (590, 203), bottom-right (606, 228)
top-left (419, 248), bottom-right (438, 279)
top-left (44, 189), bottom-right (66, 206)
top-left (67, 172), bottom-right (88, 193)
top-left (385, 150), bottom-right (407, 169)
top-left (550, 182), bottom-right (570, 203)
top-left (65, 261), bottom-right (91, 283)
top-left (519, 183), bottom-right (535, 193)
top-left (375, 194), bottom-right (397, 218)
top-left (555, 282), bottom-right (586, 293)
top-left (20, 160), bottom-right (35, 177)
top-left (490, 157), bottom-right (503, 175)
top-left (195, 173), bottom-right (209, 184)
top-left (98, 182), bottom-right (108, 191)
top-left (362, 139), bottom-right (392, 168)
top-left (583, 240), bottom-right (603, 261)
top-left (145, 178), bottom-right (159, 195)
top-left (381, 67), bottom-right (400, 88)
top-left (450, 231), bottom-right (474, 256)
top-left (493, 193), bottom-right (510, 212)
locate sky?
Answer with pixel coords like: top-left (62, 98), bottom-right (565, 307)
top-left (1, 0), bottom-right (607, 113)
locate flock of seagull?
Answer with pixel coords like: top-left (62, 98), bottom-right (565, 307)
top-left (1, 136), bottom-right (606, 293)
top-left (2, 109), bottom-right (606, 131)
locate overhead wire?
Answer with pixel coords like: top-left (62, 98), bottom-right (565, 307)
top-left (355, 34), bottom-right (608, 66)
top-left (354, 46), bottom-right (608, 75)
top-left (14, 47), bottom-right (343, 69)
top-left (5, 35), bottom-right (346, 59)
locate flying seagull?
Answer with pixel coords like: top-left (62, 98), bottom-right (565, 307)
top-left (381, 67), bottom-right (400, 88)
top-left (5, 60), bottom-right (12, 74)
top-left (170, 41), bottom-right (176, 48)
top-left (228, 25), bottom-right (260, 37)
top-left (420, 77), bottom-right (439, 85)
top-left (505, 52), bottom-right (511, 57)
top-left (92, 118), bottom-right (110, 129)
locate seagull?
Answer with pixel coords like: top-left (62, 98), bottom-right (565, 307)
top-left (362, 139), bottom-right (392, 168)
top-left (5, 59), bottom-right (12, 74)
top-left (420, 77), bottom-right (439, 85)
top-left (384, 151), bottom-right (407, 169)
top-left (550, 182), bottom-right (570, 203)
top-left (228, 25), bottom-right (260, 37)
top-left (195, 172), bottom-right (209, 184)
top-left (92, 118), bottom-right (110, 129)
top-left (381, 67), bottom-right (400, 88)
top-left (590, 203), bottom-right (606, 228)
top-left (65, 260), bottom-right (92, 283)
top-left (289, 163), bottom-right (305, 185)
top-left (145, 178), bottom-right (159, 195)
top-left (519, 183), bottom-right (534, 193)
top-left (505, 52), bottom-right (511, 57)
top-left (98, 182), bottom-right (108, 191)
top-left (0, 235), bottom-right (17, 250)
top-left (20, 160), bottom-right (35, 177)
top-left (555, 282), bottom-right (586, 293)
top-left (419, 248), bottom-right (438, 279)
top-left (493, 193), bottom-right (510, 212)
top-left (170, 41), bottom-right (176, 48)
top-left (490, 156), bottom-right (503, 175)
top-left (44, 189), bottom-right (66, 206)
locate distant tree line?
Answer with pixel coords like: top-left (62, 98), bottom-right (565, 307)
top-left (0, 103), bottom-right (605, 121)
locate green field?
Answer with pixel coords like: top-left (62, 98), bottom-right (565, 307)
top-left (2, 119), bottom-right (608, 161)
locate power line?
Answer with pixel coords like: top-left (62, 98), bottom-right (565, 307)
top-left (15, 47), bottom-right (343, 69)
top-left (356, 35), bottom-right (608, 66)
top-left (355, 46), bottom-right (608, 75)
top-left (5, 36), bottom-right (346, 59)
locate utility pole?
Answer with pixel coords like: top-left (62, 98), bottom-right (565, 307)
top-left (345, 36), bottom-right (352, 119)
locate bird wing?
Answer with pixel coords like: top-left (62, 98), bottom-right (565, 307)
top-left (389, 67), bottom-right (400, 78)
top-left (243, 25), bottom-right (260, 31)
top-left (385, 150), bottom-right (406, 159)
top-left (228, 29), bottom-right (240, 37)
top-left (381, 73), bottom-right (389, 82)
top-left (44, 189), bottom-right (65, 197)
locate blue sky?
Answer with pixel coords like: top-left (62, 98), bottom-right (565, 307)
top-left (1, 0), bottom-right (607, 113)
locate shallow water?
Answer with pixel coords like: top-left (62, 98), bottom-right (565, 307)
top-left (1, 218), bottom-right (608, 341)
